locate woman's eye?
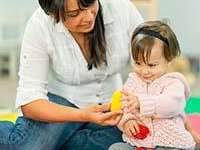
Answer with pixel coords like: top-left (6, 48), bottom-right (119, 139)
top-left (66, 10), bottom-right (80, 17)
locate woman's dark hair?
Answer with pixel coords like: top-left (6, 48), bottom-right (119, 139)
top-left (38, 0), bottom-right (106, 70)
top-left (131, 20), bottom-right (181, 63)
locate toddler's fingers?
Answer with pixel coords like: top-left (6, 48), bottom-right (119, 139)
top-left (130, 120), bottom-right (140, 134)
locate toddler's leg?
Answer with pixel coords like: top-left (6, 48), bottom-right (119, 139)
top-left (155, 146), bottom-right (195, 150)
top-left (108, 142), bottom-right (134, 150)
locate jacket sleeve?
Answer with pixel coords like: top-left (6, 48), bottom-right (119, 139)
top-left (118, 74), bottom-right (138, 130)
top-left (138, 79), bottom-right (187, 118)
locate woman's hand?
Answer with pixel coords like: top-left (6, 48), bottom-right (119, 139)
top-left (121, 90), bottom-right (140, 113)
top-left (82, 103), bottom-right (122, 126)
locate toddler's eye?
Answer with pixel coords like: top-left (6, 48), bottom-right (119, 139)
top-left (148, 64), bottom-right (157, 67)
top-left (135, 62), bottom-right (141, 65)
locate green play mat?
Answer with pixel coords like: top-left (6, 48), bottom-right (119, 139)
top-left (185, 96), bottom-right (200, 114)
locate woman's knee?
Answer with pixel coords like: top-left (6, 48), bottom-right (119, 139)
top-left (2, 117), bottom-right (84, 150)
top-left (0, 121), bottom-right (15, 144)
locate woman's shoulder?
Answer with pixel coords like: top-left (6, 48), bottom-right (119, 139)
top-left (100, 0), bottom-right (143, 32)
top-left (100, 0), bottom-right (132, 11)
top-left (29, 7), bottom-right (46, 21)
top-left (26, 7), bottom-right (54, 29)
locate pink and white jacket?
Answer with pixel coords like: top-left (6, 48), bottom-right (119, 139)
top-left (118, 72), bottom-right (195, 149)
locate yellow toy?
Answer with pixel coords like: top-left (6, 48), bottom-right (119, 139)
top-left (110, 90), bottom-right (122, 111)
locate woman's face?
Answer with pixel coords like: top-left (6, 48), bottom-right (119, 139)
top-left (63, 0), bottom-right (99, 34)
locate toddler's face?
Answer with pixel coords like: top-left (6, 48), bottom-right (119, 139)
top-left (133, 39), bottom-right (168, 83)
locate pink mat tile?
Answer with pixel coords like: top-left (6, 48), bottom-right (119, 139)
top-left (187, 115), bottom-right (200, 133)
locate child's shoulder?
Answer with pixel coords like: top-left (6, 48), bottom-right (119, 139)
top-left (159, 72), bottom-right (190, 98)
top-left (127, 73), bottom-right (142, 83)
top-left (128, 72), bottom-right (139, 78)
top-left (161, 72), bottom-right (187, 83)
top-left (123, 73), bottom-right (140, 91)
top-left (125, 73), bottom-right (137, 85)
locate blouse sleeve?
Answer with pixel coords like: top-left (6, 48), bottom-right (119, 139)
top-left (126, 0), bottom-right (144, 37)
top-left (16, 12), bottom-right (49, 112)
top-left (122, 0), bottom-right (143, 64)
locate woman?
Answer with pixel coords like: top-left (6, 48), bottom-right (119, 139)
top-left (0, 0), bottom-right (143, 149)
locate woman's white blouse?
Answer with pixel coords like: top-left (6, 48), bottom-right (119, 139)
top-left (16, 0), bottom-right (143, 115)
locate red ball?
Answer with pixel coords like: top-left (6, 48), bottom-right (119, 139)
top-left (133, 124), bottom-right (149, 139)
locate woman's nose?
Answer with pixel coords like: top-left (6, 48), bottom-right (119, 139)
top-left (83, 9), bottom-right (93, 21)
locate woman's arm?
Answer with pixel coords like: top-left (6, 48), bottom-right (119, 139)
top-left (22, 99), bottom-right (122, 125)
top-left (21, 99), bottom-right (87, 122)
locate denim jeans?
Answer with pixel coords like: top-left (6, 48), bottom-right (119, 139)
top-left (0, 93), bottom-right (122, 150)
top-left (108, 142), bottom-right (195, 150)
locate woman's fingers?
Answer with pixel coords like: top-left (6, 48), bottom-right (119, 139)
top-left (98, 103), bottom-right (111, 112)
top-left (105, 110), bottom-right (122, 118)
top-left (99, 110), bottom-right (122, 125)
top-left (90, 103), bottom-right (110, 112)
top-left (109, 114), bottom-right (122, 125)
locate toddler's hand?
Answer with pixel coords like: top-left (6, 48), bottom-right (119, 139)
top-left (123, 119), bottom-right (149, 139)
top-left (123, 119), bottom-right (140, 138)
top-left (121, 90), bottom-right (140, 113)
